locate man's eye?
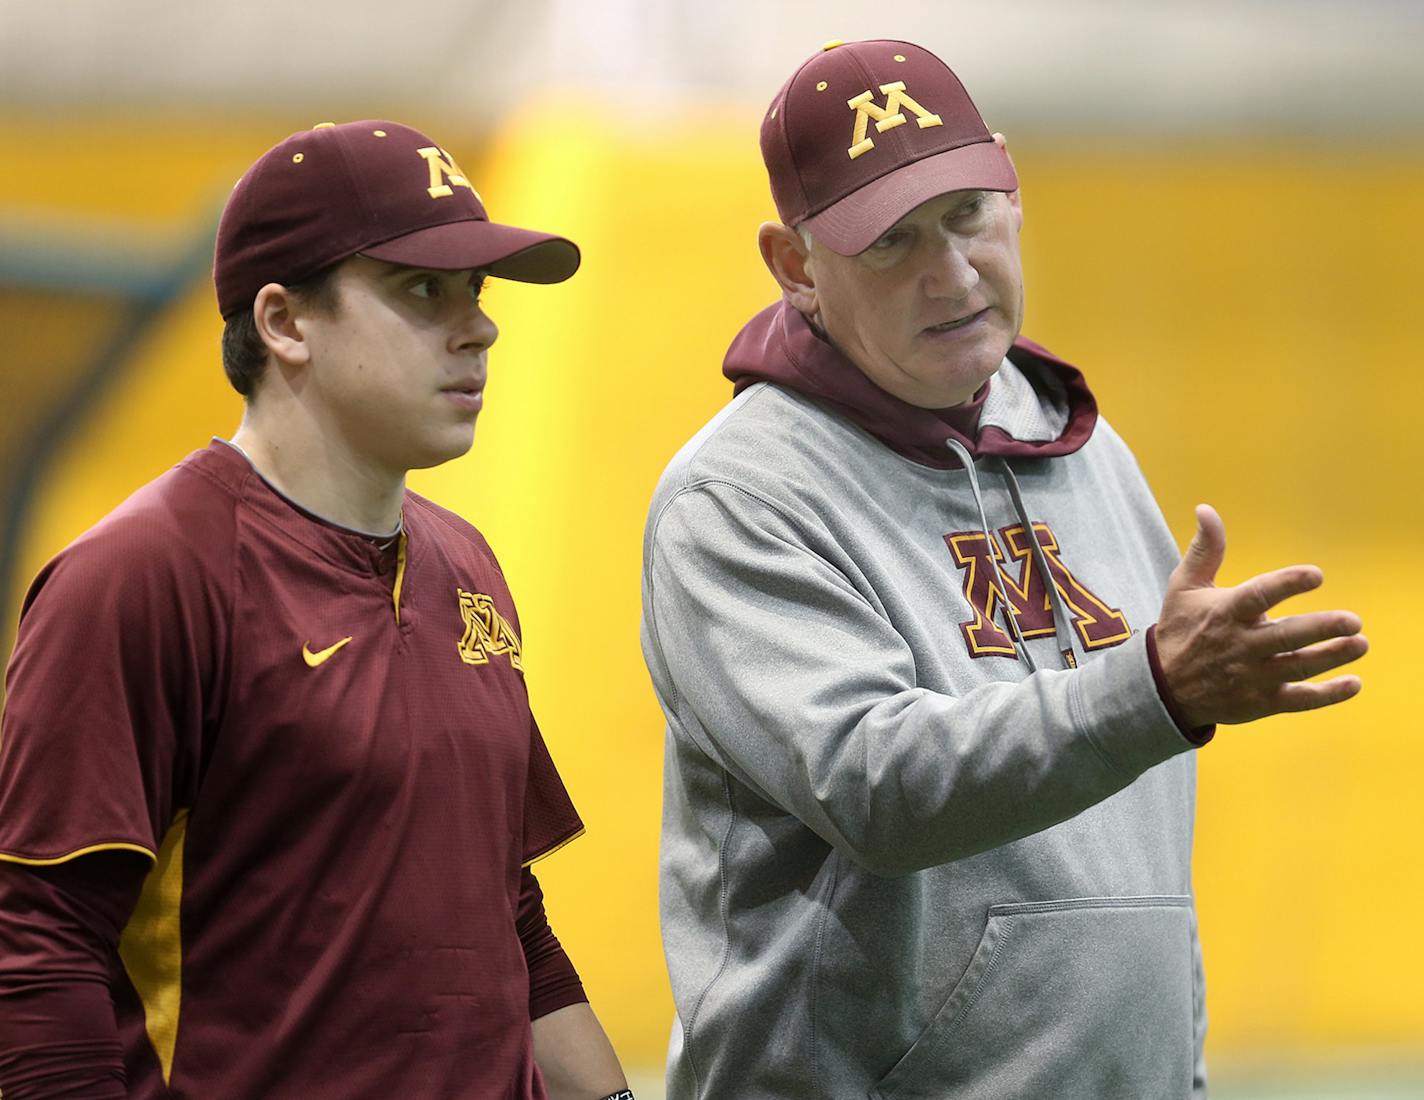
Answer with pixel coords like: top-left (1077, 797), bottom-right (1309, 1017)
top-left (410, 278), bottom-right (440, 300)
top-left (469, 278), bottom-right (486, 300)
top-left (871, 229), bottom-right (909, 250)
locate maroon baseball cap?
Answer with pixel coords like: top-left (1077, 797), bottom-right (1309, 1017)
top-left (213, 120), bottom-right (580, 318)
top-left (761, 39), bottom-right (1018, 255)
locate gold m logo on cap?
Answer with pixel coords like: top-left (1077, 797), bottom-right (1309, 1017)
top-left (847, 81), bottom-right (942, 160)
top-left (417, 146), bottom-right (481, 201)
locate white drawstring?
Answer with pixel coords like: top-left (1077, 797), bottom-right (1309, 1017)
top-left (998, 457), bottom-right (1079, 670)
top-left (944, 438), bottom-right (1038, 672)
top-left (944, 441), bottom-right (1078, 671)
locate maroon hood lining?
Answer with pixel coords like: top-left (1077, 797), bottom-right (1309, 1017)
top-left (722, 300), bottom-right (1097, 470)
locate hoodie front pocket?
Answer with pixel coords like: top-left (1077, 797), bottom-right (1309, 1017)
top-left (869, 896), bottom-right (1195, 1100)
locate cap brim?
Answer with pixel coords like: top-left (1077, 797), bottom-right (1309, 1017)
top-left (803, 141), bottom-right (1019, 256)
top-left (362, 219), bottom-right (581, 284)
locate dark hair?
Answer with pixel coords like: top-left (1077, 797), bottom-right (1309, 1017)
top-left (220, 265), bottom-right (341, 399)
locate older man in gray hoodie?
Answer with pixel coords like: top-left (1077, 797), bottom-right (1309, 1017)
top-left (641, 38), bottom-right (1367, 1100)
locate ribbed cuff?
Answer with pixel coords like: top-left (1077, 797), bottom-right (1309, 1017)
top-left (1146, 624), bottom-right (1216, 746)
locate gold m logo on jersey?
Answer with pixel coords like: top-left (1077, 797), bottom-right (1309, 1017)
top-left (945, 523), bottom-right (1130, 659)
top-left (417, 146), bottom-right (481, 201)
top-left (456, 589), bottom-right (523, 671)
top-left (847, 81), bottom-right (942, 160)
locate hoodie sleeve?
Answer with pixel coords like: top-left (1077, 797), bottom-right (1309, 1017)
top-left (644, 480), bottom-right (1196, 877)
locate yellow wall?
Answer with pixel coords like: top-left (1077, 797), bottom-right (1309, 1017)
top-left (3, 106), bottom-right (1420, 1070)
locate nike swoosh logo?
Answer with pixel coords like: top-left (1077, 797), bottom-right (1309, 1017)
top-left (302, 636), bottom-right (353, 668)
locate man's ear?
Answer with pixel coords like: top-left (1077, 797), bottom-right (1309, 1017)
top-left (757, 222), bottom-right (818, 317)
top-left (992, 132), bottom-right (1024, 230)
top-left (253, 282), bottom-right (312, 368)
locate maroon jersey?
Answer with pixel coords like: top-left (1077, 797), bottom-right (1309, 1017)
top-left (0, 441), bottom-right (584, 1097)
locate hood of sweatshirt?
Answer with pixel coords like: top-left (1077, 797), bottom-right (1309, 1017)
top-left (722, 300), bottom-right (1098, 470)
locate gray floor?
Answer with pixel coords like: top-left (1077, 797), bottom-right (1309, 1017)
top-left (1211, 1073), bottom-right (1424, 1100)
top-left (623, 1067), bottom-right (1424, 1098)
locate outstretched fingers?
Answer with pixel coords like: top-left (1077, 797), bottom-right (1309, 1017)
top-left (1229, 564), bottom-right (1325, 623)
top-left (1156, 508), bottom-right (1367, 725)
top-left (1244, 609), bottom-right (1365, 657)
top-left (1175, 504), bottom-right (1227, 590)
top-left (1269, 675), bottom-right (1364, 713)
top-left (1264, 632), bottom-right (1370, 683)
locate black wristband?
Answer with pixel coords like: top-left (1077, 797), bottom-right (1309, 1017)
top-left (598, 1092), bottom-right (634, 1100)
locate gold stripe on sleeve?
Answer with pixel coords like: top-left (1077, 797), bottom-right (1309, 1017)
top-left (0, 841), bottom-right (157, 866)
top-left (117, 809), bottom-right (189, 1085)
top-left (521, 826), bottom-right (587, 868)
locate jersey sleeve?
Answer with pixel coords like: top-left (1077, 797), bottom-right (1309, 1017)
top-left (515, 867), bottom-right (587, 1020)
top-left (0, 854), bottom-right (149, 1097)
top-left (520, 717), bottom-right (583, 867)
top-left (431, 502), bottom-right (585, 866)
top-left (0, 511), bottom-right (219, 867)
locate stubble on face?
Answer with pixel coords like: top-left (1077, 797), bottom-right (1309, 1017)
top-left (808, 190), bottom-right (1024, 409)
top-left (296, 257), bottom-right (495, 477)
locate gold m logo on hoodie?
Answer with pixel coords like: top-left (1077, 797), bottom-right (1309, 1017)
top-left (945, 523), bottom-right (1131, 659)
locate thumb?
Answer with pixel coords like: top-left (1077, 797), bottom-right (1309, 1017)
top-left (1173, 504), bottom-right (1226, 590)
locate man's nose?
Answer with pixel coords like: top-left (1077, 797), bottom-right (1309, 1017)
top-left (451, 303), bottom-right (498, 353)
top-left (924, 237), bottom-right (979, 300)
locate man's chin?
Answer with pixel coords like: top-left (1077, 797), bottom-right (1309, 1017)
top-left (914, 351), bottom-right (1008, 407)
top-left (408, 429), bottom-right (478, 472)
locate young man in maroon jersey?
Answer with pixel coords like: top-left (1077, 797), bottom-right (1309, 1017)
top-left (0, 121), bottom-right (633, 1100)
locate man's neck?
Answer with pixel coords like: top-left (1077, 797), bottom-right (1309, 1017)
top-left (229, 415), bottom-right (405, 536)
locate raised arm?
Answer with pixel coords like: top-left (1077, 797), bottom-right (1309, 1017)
top-left (646, 487), bottom-right (1365, 877)
top-left (645, 483), bottom-right (1200, 874)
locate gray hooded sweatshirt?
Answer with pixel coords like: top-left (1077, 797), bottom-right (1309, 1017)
top-left (642, 302), bottom-right (1209, 1099)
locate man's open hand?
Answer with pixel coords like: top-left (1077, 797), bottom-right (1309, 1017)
top-left (1155, 505), bottom-right (1367, 729)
